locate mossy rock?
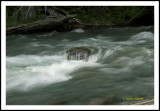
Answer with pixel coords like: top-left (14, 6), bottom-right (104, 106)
top-left (66, 47), bottom-right (91, 61)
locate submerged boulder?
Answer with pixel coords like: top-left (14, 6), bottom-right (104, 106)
top-left (66, 47), bottom-right (91, 61)
top-left (88, 97), bottom-right (119, 105)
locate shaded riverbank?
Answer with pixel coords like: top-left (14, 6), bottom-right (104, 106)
top-left (6, 6), bottom-right (154, 35)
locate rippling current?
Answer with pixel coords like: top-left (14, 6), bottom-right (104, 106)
top-left (6, 26), bottom-right (154, 105)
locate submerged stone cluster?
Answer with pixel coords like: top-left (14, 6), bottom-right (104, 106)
top-left (66, 47), bottom-right (91, 61)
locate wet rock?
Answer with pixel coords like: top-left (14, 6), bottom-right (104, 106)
top-left (49, 101), bottom-right (67, 105)
top-left (66, 47), bottom-right (91, 61)
top-left (88, 97), bottom-right (119, 105)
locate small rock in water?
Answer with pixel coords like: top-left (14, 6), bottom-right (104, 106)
top-left (66, 47), bottom-right (91, 61)
top-left (88, 97), bottom-right (119, 105)
top-left (49, 101), bottom-right (67, 105)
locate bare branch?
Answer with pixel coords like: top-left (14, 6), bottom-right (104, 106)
top-left (25, 6), bottom-right (32, 18)
top-left (73, 18), bottom-right (87, 25)
top-left (45, 6), bottom-right (47, 14)
top-left (122, 7), bottom-right (146, 26)
top-left (13, 6), bottom-right (23, 16)
top-left (21, 6), bottom-right (32, 21)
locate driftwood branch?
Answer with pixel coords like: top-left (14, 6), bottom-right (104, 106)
top-left (122, 7), bottom-right (146, 26)
top-left (13, 6), bottom-right (23, 16)
top-left (6, 14), bottom-right (77, 35)
top-left (73, 18), bottom-right (87, 25)
top-left (21, 6), bottom-right (32, 21)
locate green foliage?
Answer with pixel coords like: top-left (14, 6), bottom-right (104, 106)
top-left (6, 16), bottom-right (18, 27)
top-left (6, 6), bottom-right (153, 27)
top-left (6, 6), bottom-right (47, 27)
top-left (105, 6), bottom-right (147, 25)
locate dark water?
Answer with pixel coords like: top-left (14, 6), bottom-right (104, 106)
top-left (6, 26), bottom-right (154, 105)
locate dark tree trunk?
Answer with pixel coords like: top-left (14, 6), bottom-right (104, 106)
top-left (6, 14), bottom-right (77, 35)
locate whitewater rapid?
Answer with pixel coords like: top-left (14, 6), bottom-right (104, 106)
top-left (6, 26), bottom-right (154, 105)
top-left (6, 54), bottom-right (103, 91)
top-left (6, 30), bottom-right (154, 91)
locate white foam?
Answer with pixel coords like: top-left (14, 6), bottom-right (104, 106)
top-left (72, 28), bottom-right (85, 33)
top-left (116, 31), bottom-right (154, 45)
top-left (128, 56), bottom-right (145, 68)
top-left (6, 55), bottom-right (101, 91)
top-left (38, 31), bottom-right (56, 37)
top-left (130, 31), bottom-right (154, 40)
top-left (6, 55), bottom-right (72, 91)
top-left (88, 47), bottom-right (103, 62)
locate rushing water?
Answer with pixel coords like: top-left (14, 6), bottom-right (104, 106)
top-left (6, 26), bottom-right (154, 105)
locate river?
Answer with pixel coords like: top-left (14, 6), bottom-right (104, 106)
top-left (6, 26), bottom-right (154, 105)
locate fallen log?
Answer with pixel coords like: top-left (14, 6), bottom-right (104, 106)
top-left (6, 14), bottom-right (77, 35)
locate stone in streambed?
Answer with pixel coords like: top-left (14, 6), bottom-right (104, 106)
top-left (88, 97), bottom-right (119, 105)
top-left (66, 47), bottom-right (91, 61)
